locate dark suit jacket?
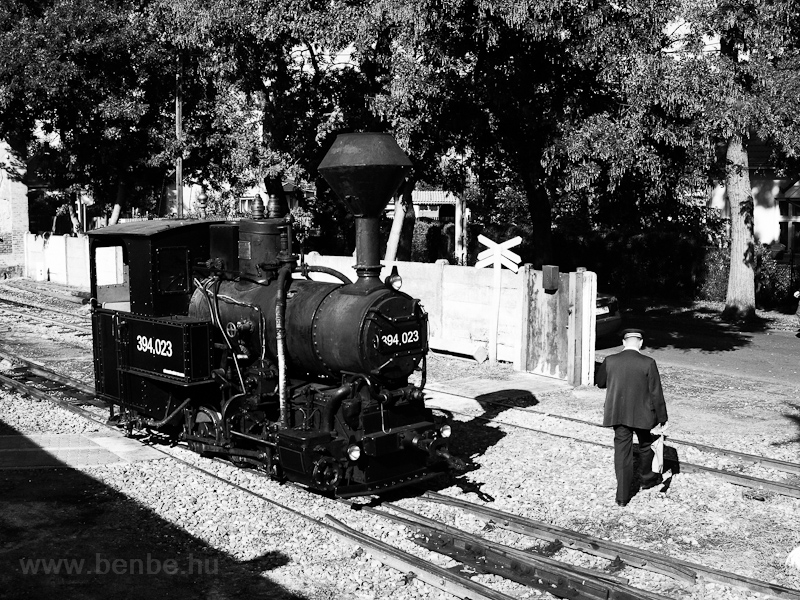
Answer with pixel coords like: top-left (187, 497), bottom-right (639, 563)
top-left (595, 349), bottom-right (668, 428)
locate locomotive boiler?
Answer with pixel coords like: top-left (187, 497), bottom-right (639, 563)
top-left (89, 133), bottom-right (453, 496)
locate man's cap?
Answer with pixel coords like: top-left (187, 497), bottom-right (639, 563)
top-left (621, 328), bottom-right (644, 340)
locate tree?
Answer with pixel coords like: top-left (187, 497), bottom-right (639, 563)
top-left (600, 0), bottom-right (800, 320)
top-left (0, 0), bottom-right (178, 219)
top-left (356, 1), bottom-right (678, 266)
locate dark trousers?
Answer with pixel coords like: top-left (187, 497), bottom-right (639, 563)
top-left (613, 425), bottom-right (658, 503)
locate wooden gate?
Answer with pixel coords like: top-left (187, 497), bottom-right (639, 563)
top-left (518, 266), bottom-right (596, 386)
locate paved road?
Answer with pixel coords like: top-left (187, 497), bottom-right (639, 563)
top-left (596, 313), bottom-right (800, 387)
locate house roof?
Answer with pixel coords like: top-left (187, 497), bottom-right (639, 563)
top-left (785, 181), bottom-right (800, 199)
top-left (412, 190), bottom-right (459, 205)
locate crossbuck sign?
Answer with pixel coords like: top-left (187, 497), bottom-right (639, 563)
top-left (475, 234), bottom-right (522, 363)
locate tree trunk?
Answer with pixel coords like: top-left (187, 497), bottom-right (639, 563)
top-left (67, 202), bottom-right (82, 235)
top-left (396, 178), bottom-right (416, 261)
top-left (108, 203), bottom-right (122, 225)
top-left (107, 182), bottom-right (126, 226)
top-left (722, 134), bottom-right (756, 321)
top-left (522, 167), bottom-right (553, 268)
top-left (384, 195), bottom-right (406, 262)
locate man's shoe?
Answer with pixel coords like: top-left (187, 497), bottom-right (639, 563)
top-left (641, 475), bottom-right (663, 490)
top-left (616, 500), bottom-right (628, 507)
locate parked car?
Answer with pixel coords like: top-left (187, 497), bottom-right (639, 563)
top-left (596, 292), bottom-right (622, 339)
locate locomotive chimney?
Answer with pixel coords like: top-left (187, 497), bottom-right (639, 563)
top-left (318, 133), bottom-right (412, 288)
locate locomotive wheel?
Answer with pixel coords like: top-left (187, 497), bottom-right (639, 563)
top-left (311, 456), bottom-right (342, 491)
top-left (188, 407), bottom-right (222, 457)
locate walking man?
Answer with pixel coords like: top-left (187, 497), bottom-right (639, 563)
top-left (595, 329), bottom-right (668, 507)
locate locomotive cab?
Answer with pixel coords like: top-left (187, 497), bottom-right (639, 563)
top-left (89, 220), bottom-right (218, 316)
top-left (89, 221), bottom-right (218, 416)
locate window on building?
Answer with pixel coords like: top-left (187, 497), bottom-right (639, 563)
top-left (778, 200), bottom-right (800, 261)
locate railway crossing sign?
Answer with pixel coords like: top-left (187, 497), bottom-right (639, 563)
top-left (475, 235), bottom-right (522, 272)
top-left (475, 234), bottom-right (522, 363)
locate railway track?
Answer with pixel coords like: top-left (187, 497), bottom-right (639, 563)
top-left (1, 285), bottom-right (796, 494)
top-left (1, 356), bottom-right (800, 599)
top-left (429, 387), bottom-right (800, 500)
top-left (5, 332), bottom-right (798, 501)
top-left (450, 391), bottom-right (800, 476)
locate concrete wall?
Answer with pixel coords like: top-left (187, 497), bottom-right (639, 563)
top-left (21, 241), bottom-right (596, 383)
top-left (304, 252), bottom-right (595, 383)
top-left (0, 142), bottom-right (30, 274)
top-left (302, 253), bottom-right (523, 363)
top-left (24, 233), bottom-right (90, 289)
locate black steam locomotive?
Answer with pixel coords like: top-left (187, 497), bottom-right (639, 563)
top-left (89, 133), bottom-right (453, 496)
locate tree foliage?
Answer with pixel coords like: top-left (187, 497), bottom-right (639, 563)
top-left (2, 0), bottom-right (800, 313)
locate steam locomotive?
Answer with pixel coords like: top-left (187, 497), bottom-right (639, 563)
top-left (89, 133), bottom-right (453, 497)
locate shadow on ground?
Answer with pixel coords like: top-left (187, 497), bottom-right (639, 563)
top-left (423, 389), bottom-right (540, 502)
top-left (597, 306), bottom-right (760, 353)
top-left (778, 402), bottom-right (800, 446)
top-left (0, 420), bottom-right (305, 600)
top-left (625, 443), bottom-right (681, 503)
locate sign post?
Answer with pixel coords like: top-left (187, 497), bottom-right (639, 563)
top-left (475, 234), bottom-right (521, 363)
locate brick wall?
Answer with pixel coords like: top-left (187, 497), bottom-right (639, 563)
top-left (0, 232), bottom-right (12, 253)
top-left (0, 141), bottom-right (30, 269)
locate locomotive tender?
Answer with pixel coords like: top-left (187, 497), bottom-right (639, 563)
top-left (89, 133), bottom-right (453, 496)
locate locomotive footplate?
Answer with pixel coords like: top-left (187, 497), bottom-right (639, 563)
top-left (334, 470), bottom-right (441, 498)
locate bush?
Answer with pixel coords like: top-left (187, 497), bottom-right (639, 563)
top-left (550, 229), bottom-right (707, 300)
top-left (689, 243), bottom-right (792, 307)
top-left (754, 244), bottom-right (792, 308)
top-left (696, 246), bottom-right (729, 302)
top-left (411, 220), bottom-right (445, 263)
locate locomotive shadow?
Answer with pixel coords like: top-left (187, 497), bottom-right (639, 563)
top-left (429, 389), bottom-right (540, 502)
top-left (0, 420), bottom-right (306, 600)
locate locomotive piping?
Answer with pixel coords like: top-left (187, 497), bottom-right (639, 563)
top-left (195, 277), bottom-right (247, 391)
top-left (214, 293), bottom-right (268, 360)
top-left (297, 264), bottom-right (352, 285)
top-left (276, 264), bottom-right (292, 428)
top-left (321, 382), bottom-right (354, 433)
top-left (144, 397), bottom-right (192, 429)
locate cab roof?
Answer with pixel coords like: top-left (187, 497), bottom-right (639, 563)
top-left (88, 219), bottom-right (223, 238)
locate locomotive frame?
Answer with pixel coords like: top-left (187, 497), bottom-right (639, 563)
top-left (88, 133), bottom-right (455, 497)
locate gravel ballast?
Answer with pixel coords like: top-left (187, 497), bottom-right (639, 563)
top-left (0, 280), bottom-right (799, 599)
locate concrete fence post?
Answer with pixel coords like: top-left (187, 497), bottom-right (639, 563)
top-left (567, 268), bottom-right (596, 386)
top-left (517, 264), bottom-right (534, 371)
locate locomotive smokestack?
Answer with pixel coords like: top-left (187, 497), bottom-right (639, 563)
top-left (318, 133), bottom-right (412, 287)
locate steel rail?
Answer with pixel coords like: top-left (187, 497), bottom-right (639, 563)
top-left (5, 364), bottom-right (799, 600)
top-left (0, 305), bottom-right (91, 334)
top-left (422, 492), bottom-right (800, 600)
top-left (0, 371), bottom-right (110, 430)
top-left (462, 392), bottom-right (800, 475)
top-left (0, 279), bottom-right (88, 304)
top-left (437, 404), bottom-right (800, 499)
top-left (369, 504), bottom-right (678, 600)
top-left (0, 347), bottom-right (97, 397)
top-left (0, 292), bottom-right (90, 319)
top-left (325, 516), bottom-right (517, 600)
top-left (0, 368), bottom-right (517, 600)
top-left (426, 386), bottom-right (800, 476)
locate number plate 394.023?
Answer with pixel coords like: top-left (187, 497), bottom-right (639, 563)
top-left (377, 325), bottom-right (423, 354)
top-left (119, 316), bottom-right (211, 382)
